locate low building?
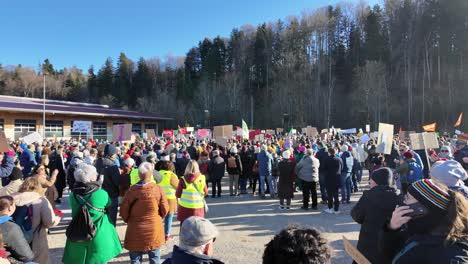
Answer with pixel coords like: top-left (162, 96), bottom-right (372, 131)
top-left (0, 95), bottom-right (171, 141)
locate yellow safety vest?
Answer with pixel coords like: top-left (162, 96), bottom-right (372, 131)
top-left (157, 170), bottom-right (177, 199)
top-left (179, 174), bottom-right (206, 209)
top-left (129, 168), bottom-right (156, 186)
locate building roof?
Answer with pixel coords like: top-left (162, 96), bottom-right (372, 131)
top-left (0, 95), bottom-right (172, 121)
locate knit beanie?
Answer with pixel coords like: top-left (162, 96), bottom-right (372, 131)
top-left (370, 167), bottom-right (393, 186)
top-left (408, 179), bottom-right (451, 215)
top-left (403, 151), bottom-right (414, 159)
top-left (431, 160), bottom-right (467, 187)
top-left (9, 167), bottom-right (23, 181)
top-left (104, 144), bottom-right (118, 156)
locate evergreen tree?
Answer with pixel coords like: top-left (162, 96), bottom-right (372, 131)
top-left (96, 58), bottom-right (114, 97)
top-left (115, 52), bottom-right (134, 106)
top-left (42, 59), bottom-right (55, 75)
top-left (87, 66), bottom-right (97, 102)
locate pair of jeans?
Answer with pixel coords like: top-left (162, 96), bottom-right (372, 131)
top-left (163, 213), bottom-right (174, 236)
top-left (129, 249), bottom-right (161, 264)
top-left (271, 176), bottom-right (279, 195)
top-left (239, 177), bottom-right (248, 193)
top-left (318, 172), bottom-right (328, 201)
top-left (302, 181), bottom-right (318, 208)
top-left (228, 174), bottom-right (240, 195)
top-left (211, 178), bottom-right (222, 197)
top-left (259, 175), bottom-right (274, 197)
top-left (108, 196), bottom-right (119, 226)
top-left (326, 187), bottom-right (340, 211)
top-left (340, 172), bottom-right (352, 202)
top-left (357, 162), bottom-right (364, 182)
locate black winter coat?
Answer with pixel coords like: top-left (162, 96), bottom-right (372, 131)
top-left (95, 157), bottom-right (120, 198)
top-left (315, 148), bottom-right (328, 173)
top-left (379, 227), bottom-right (468, 264)
top-left (278, 160), bottom-right (295, 199)
top-left (208, 156), bottom-right (225, 181)
top-left (323, 155), bottom-right (342, 189)
top-left (351, 185), bottom-right (399, 264)
top-left (240, 150), bottom-right (255, 179)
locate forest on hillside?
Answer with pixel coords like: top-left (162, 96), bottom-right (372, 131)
top-left (0, 0), bottom-right (466, 131)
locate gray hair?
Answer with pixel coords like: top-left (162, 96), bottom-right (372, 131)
top-left (305, 148), bottom-right (314, 156)
top-left (139, 162), bottom-right (154, 175)
top-left (123, 158), bottom-right (135, 167)
top-left (260, 144), bottom-right (267, 151)
top-left (74, 163), bottom-right (98, 183)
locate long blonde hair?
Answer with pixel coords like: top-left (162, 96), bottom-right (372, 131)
top-left (18, 177), bottom-right (45, 196)
top-left (184, 160), bottom-right (200, 176)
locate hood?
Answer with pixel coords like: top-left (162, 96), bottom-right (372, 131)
top-left (184, 173), bottom-right (200, 183)
top-left (72, 182), bottom-right (101, 196)
top-left (365, 185), bottom-right (398, 211)
top-left (170, 245), bottom-right (224, 264)
top-left (70, 157), bottom-right (84, 167)
top-left (12, 192), bottom-right (41, 206)
top-left (0, 216), bottom-right (12, 225)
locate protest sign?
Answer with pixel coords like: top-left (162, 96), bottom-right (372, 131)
top-left (161, 129), bottom-right (173, 138)
top-left (399, 131), bottom-right (415, 141)
top-left (215, 137), bottom-right (228, 147)
top-left (23, 132), bottom-right (43, 145)
top-left (377, 123), bottom-right (394, 154)
top-left (196, 129), bottom-right (211, 140)
top-left (186, 127), bottom-right (194, 132)
top-left (213, 125), bottom-right (233, 138)
top-left (459, 134), bottom-right (468, 141)
top-left (276, 128), bottom-right (283, 134)
top-left (341, 128), bottom-right (357, 134)
top-left (306, 126), bottom-right (319, 137)
top-left (424, 132), bottom-right (439, 149)
top-left (0, 132), bottom-right (9, 152)
top-left (321, 128), bottom-right (329, 134)
top-left (255, 134), bottom-right (265, 142)
top-left (359, 134), bottom-right (371, 143)
top-left (410, 132), bottom-right (439, 150)
top-left (365, 124), bottom-right (370, 133)
top-left (249, 129), bottom-right (261, 141)
top-left (301, 128), bottom-right (307, 135)
top-left (343, 237), bottom-right (371, 264)
top-left (146, 129), bottom-right (157, 139)
top-left (72, 121), bottom-right (92, 133)
top-left (113, 124), bottom-right (133, 142)
top-left (266, 129), bottom-right (274, 135)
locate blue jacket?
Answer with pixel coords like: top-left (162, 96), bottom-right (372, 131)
top-left (19, 149), bottom-right (37, 176)
top-left (257, 151), bottom-right (273, 176)
top-left (400, 150), bottom-right (424, 170)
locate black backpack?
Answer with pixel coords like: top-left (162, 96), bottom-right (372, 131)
top-left (66, 194), bottom-right (106, 242)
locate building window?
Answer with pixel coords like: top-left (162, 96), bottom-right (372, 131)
top-left (113, 122), bottom-right (124, 126)
top-left (45, 121), bottom-right (63, 138)
top-left (14, 119), bottom-right (36, 139)
top-left (132, 123), bottom-right (142, 136)
top-left (144, 123), bottom-right (157, 130)
top-left (0, 119), bottom-right (4, 131)
top-left (93, 122), bottom-right (107, 141)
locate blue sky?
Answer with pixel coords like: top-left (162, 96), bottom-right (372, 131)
top-left (1, 0), bottom-right (379, 71)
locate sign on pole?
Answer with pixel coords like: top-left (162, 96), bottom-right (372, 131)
top-left (23, 132), bottom-right (43, 145)
top-left (377, 123), bottom-right (394, 154)
top-left (343, 237), bottom-right (371, 264)
top-left (146, 129), bottom-right (157, 139)
top-left (112, 124), bottom-right (133, 142)
top-left (213, 125), bottom-right (233, 138)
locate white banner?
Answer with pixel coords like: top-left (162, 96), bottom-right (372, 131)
top-left (23, 132), bottom-right (43, 145)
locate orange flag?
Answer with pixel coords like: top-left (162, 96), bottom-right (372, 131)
top-left (454, 112), bottom-right (463, 127)
top-left (422, 122), bottom-right (437, 132)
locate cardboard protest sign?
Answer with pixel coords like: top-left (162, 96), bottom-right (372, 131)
top-left (321, 128), bottom-right (329, 134)
top-left (112, 124), bottom-right (133, 142)
top-left (377, 123), bottom-right (394, 154)
top-left (146, 129), bottom-right (157, 139)
top-left (162, 129), bottom-right (174, 138)
top-left (254, 134), bottom-right (265, 142)
top-left (266, 129), bottom-right (274, 135)
top-left (276, 128), bottom-right (283, 134)
top-left (343, 237), bottom-right (371, 264)
top-left (215, 137), bottom-right (228, 147)
top-left (399, 131), bottom-right (415, 141)
top-left (72, 121), bottom-right (92, 133)
top-left (0, 132), bottom-right (9, 152)
top-left (213, 125), bottom-right (233, 138)
top-left (306, 126), bottom-right (319, 137)
top-left (410, 132), bottom-right (439, 150)
top-left (23, 132), bottom-right (43, 145)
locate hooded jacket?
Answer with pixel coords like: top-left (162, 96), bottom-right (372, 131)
top-left (257, 151), bottom-right (273, 176)
top-left (351, 185), bottom-right (399, 264)
top-left (208, 156), bottom-right (225, 181)
top-left (162, 245), bottom-right (224, 264)
top-left (0, 216), bottom-right (35, 262)
top-left (176, 173), bottom-right (208, 223)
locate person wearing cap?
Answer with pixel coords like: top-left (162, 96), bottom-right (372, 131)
top-left (95, 144), bottom-right (121, 226)
top-left (208, 150), bottom-right (225, 198)
top-left (380, 179), bottom-right (468, 263)
top-left (226, 147), bottom-right (242, 196)
top-left (120, 162), bottom-right (169, 264)
top-left (162, 216), bottom-right (223, 264)
top-left (277, 150), bottom-right (296, 209)
top-left (430, 160), bottom-right (468, 198)
top-left (396, 151), bottom-right (423, 194)
top-left (295, 148), bottom-right (320, 210)
top-left (351, 167), bottom-right (399, 264)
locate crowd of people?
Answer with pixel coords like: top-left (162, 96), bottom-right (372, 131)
top-left (0, 130), bottom-right (464, 263)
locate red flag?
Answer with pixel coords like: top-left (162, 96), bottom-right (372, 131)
top-left (422, 122), bottom-right (437, 132)
top-left (454, 112), bottom-right (463, 127)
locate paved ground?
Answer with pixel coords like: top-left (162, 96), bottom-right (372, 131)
top-left (49, 173), bottom-right (368, 264)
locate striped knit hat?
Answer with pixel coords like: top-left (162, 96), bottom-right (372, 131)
top-left (408, 179), bottom-right (451, 214)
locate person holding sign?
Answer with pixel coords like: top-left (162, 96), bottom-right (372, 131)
top-left (379, 179), bottom-right (468, 263)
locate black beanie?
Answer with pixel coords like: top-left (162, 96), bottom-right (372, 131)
top-left (371, 167), bottom-right (393, 186)
top-left (9, 167), bottom-right (23, 181)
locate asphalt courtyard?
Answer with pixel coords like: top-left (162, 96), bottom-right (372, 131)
top-left (48, 173), bottom-right (368, 263)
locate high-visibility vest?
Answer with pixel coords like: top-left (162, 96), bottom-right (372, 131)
top-left (129, 168), bottom-right (156, 186)
top-left (178, 174), bottom-right (206, 209)
top-left (157, 170), bottom-right (177, 199)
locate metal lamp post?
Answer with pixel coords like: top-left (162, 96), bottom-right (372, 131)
top-left (43, 73), bottom-right (47, 137)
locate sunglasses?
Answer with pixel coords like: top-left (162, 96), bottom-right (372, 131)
top-left (399, 149), bottom-right (405, 152)
top-left (441, 150), bottom-right (449, 153)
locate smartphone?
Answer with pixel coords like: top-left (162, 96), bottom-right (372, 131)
top-left (403, 203), bottom-right (428, 219)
